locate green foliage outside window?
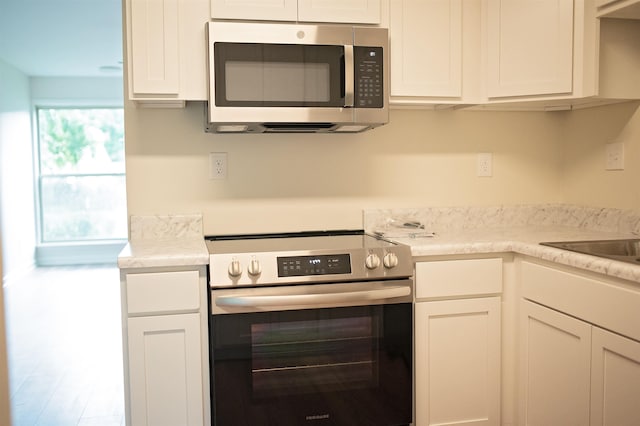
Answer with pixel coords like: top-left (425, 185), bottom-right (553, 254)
top-left (38, 108), bottom-right (125, 174)
top-left (37, 108), bottom-right (127, 242)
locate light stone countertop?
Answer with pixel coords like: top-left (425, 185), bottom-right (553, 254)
top-left (386, 226), bottom-right (640, 284)
top-left (117, 238), bottom-right (209, 269)
top-left (117, 207), bottom-right (640, 284)
top-left (365, 204), bottom-right (640, 284)
top-left (117, 214), bottom-right (209, 269)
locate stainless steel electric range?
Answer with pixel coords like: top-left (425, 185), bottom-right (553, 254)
top-left (205, 230), bottom-right (414, 426)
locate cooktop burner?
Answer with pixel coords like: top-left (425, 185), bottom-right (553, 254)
top-left (206, 230), bottom-right (413, 287)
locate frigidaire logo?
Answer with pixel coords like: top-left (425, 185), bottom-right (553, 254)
top-left (306, 414), bottom-right (330, 421)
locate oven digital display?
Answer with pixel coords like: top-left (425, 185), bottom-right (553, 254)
top-left (277, 254), bottom-right (351, 277)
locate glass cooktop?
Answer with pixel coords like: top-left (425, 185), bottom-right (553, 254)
top-left (205, 230), bottom-right (397, 255)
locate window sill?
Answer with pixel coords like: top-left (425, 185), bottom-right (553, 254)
top-left (36, 240), bottom-right (127, 266)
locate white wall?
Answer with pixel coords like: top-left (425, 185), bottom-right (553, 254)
top-left (30, 76), bottom-right (124, 106)
top-left (0, 59), bottom-right (36, 279)
top-left (124, 102), bottom-right (566, 234)
top-left (562, 101), bottom-right (640, 210)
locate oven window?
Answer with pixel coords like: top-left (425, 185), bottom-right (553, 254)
top-left (214, 42), bottom-right (345, 107)
top-left (251, 316), bottom-right (377, 397)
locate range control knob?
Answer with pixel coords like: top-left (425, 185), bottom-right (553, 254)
top-left (228, 259), bottom-right (242, 277)
top-left (365, 253), bottom-right (381, 270)
top-left (247, 257), bottom-right (262, 276)
top-left (383, 252), bottom-right (399, 269)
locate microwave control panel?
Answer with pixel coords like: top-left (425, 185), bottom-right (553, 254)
top-left (354, 47), bottom-right (384, 108)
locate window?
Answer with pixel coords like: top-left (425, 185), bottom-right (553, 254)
top-left (36, 107), bottom-right (126, 243)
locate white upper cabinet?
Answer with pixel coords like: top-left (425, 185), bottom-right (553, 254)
top-left (129, 0), bottom-right (180, 96)
top-left (483, 0), bottom-right (640, 106)
top-left (126, 0), bottom-right (209, 104)
top-left (298, 0), bottom-right (381, 24)
top-left (486, 0), bottom-right (575, 98)
top-left (211, 0), bottom-right (381, 23)
top-left (387, 0), bottom-right (483, 106)
top-left (211, 0), bottom-right (298, 21)
top-left (389, 0), bottom-right (463, 101)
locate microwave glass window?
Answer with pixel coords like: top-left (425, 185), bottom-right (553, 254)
top-left (214, 43), bottom-right (345, 107)
top-left (225, 61), bottom-right (330, 103)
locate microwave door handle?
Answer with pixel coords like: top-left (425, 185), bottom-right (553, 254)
top-left (344, 45), bottom-right (354, 108)
top-left (216, 285), bottom-right (410, 309)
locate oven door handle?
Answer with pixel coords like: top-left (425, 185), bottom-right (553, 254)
top-left (215, 285), bottom-right (410, 308)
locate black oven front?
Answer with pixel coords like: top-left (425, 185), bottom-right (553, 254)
top-left (209, 280), bottom-right (413, 426)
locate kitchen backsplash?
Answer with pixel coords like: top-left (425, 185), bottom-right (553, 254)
top-left (125, 205), bottom-right (640, 241)
top-left (129, 214), bottom-right (203, 241)
top-left (364, 204), bottom-right (640, 236)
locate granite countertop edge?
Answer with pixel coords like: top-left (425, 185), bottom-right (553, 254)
top-left (117, 239), bottom-right (209, 269)
top-left (117, 230), bottom-right (640, 283)
top-left (391, 231), bottom-right (640, 284)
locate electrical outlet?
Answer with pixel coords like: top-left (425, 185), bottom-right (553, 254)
top-left (210, 152), bottom-right (227, 180)
top-left (477, 152), bottom-right (493, 177)
top-left (605, 142), bottom-right (624, 170)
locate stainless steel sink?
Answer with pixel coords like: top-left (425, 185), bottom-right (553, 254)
top-left (540, 239), bottom-right (640, 264)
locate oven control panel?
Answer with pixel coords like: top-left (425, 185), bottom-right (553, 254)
top-left (277, 254), bottom-right (351, 277)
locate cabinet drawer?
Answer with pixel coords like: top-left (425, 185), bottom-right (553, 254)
top-left (126, 270), bottom-right (200, 314)
top-left (415, 258), bottom-right (502, 299)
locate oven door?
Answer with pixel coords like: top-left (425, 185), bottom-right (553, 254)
top-left (209, 280), bottom-right (413, 426)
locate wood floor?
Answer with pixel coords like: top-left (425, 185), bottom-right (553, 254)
top-left (4, 266), bottom-right (125, 426)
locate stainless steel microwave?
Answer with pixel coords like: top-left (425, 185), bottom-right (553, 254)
top-left (206, 22), bottom-right (389, 133)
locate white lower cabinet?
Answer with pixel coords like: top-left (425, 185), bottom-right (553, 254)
top-left (520, 299), bottom-right (640, 426)
top-left (520, 300), bottom-right (592, 425)
top-left (591, 327), bottom-right (640, 425)
top-left (127, 314), bottom-right (204, 426)
top-left (415, 297), bottom-right (501, 426)
top-left (415, 258), bottom-right (503, 426)
top-left (121, 267), bottom-right (210, 426)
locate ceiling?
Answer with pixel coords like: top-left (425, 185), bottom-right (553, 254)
top-left (0, 0), bottom-right (123, 77)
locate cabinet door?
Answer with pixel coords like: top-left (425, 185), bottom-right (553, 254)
top-left (486, 0), bottom-right (574, 97)
top-left (591, 327), bottom-right (640, 425)
top-left (298, 0), bottom-right (381, 23)
top-left (415, 297), bottom-right (501, 426)
top-left (520, 300), bottom-right (591, 426)
top-left (389, 0), bottom-right (462, 98)
top-left (127, 313), bottom-right (204, 426)
top-left (129, 0), bottom-right (180, 95)
top-left (211, 0), bottom-right (297, 20)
